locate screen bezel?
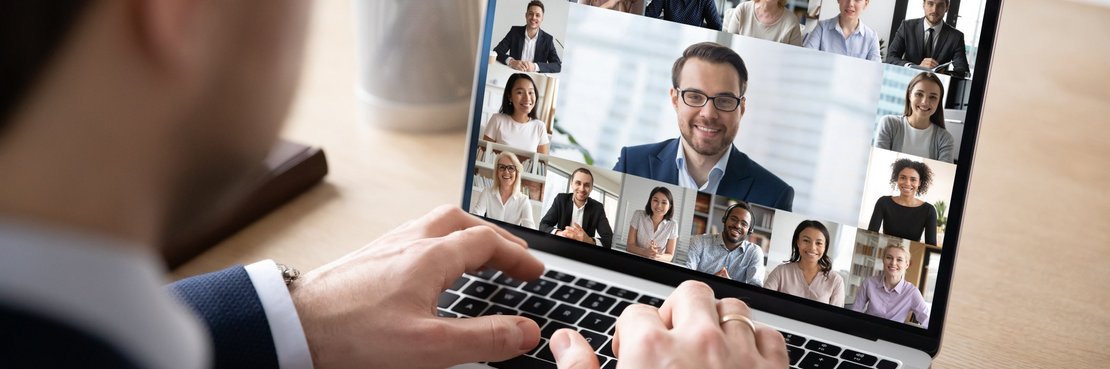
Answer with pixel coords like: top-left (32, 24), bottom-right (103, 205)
top-left (460, 0), bottom-right (1005, 356)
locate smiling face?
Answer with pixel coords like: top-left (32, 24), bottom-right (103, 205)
top-left (882, 246), bottom-right (910, 278)
top-left (649, 192), bottom-right (671, 219)
top-left (796, 227), bottom-right (827, 264)
top-left (838, 0), bottom-right (870, 21)
top-left (722, 207), bottom-right (752, 245)
top-left (923, 0), bottom-right (949, 25)
top-left (511, 78), bottom-right (536, 117)
top-left (907, 80), bottom-right (942, 121)
top-left (570, 171), bottom-right (594, 204)
top-left (495, 155), bottom-right (518, 190)
top-left (525, 5), bottom-right (544, 32)
top-left (672, 58), bottom-right (745, 159)
top-left (896, 167), bottom-right (921, 197)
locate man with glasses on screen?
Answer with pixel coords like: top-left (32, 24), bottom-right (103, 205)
top-left (614, 42), bottom-right (794, 211)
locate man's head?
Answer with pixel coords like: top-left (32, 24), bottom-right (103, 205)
top-left (670, 42), bottom-right (748, 159)
top-left (721, 202), bottom-right (752, 245)
top-left (0, 1), bottom-right (311, 245)
top-left (525, 1), bottom-right (545, 32)
top-left (923, 0), bottom-right (949, 25)
top-left (569, 168), bottom-right (594, 205)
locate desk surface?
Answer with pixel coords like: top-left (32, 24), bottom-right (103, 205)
top-left (172, 1), bottom-right (1110, 367)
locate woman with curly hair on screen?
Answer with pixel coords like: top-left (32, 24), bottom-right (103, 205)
top-left (867, 158), bottom-right (938, 245)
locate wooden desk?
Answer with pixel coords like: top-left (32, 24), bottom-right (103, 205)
top-left (173, 1), bottom-right (1110, 367)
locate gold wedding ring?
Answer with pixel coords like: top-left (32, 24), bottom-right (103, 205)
top-left (719, 314), bottom-right (757, 333)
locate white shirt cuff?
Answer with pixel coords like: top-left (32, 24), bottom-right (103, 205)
top-left (244, 260), bottom-right (314, 369)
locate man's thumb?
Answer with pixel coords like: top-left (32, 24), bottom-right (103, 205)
top-left (550, 329), bottom-right (601, 369)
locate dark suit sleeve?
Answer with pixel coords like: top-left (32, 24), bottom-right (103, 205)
top-left (539, 194), bottom-right (564, 234)
top-left (492, 29), bottom-right (515, 65)
top-left (775, 185), bottom-right (795, 212)
top-left (948, 32), bottom-right (970, 78)
top-left (885, 21), bottom-right (913, 66)
top-left (613, 147), bottom-right (628, 172)
top-left (644, 0), bottom-right (662, 18)
top-left (536, 34), bottom-right (562, 73)
top-left (703, 0), bottom-right (723, 30)
top-left (594, 207), bottom-right (614, 248)
top-left (168, 266), bottom-right (279, 369)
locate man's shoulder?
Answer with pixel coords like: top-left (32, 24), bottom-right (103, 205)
top-left (941, 22), bottom-right (966, 38)
top-left (730, 148), bottom-right (790, 189)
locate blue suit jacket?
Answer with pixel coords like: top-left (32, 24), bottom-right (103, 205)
top-left (492, 26), bottom-right (562, 73)
top-left (1, 266), bottom-right (279, 368)
top-left (614, 138), bottom-right (794, 211)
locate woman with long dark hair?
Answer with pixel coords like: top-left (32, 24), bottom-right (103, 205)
top-left (874, 72), bottom-right (956, 163)
top-left (764, 220), bottom-right (845, 306)
top-left (481, 73), bottom-right (550, 154)
top-left (626, 187), bottom-right (679, 262)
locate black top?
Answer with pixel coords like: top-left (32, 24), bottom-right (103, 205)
top-left (867, 196), bottom-right (938, 245)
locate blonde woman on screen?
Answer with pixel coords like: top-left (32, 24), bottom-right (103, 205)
top-left (724, 0), bottom-right (803, 46)
top-left (471, 152), bottom-right (536, 229)
top-left (852, 244), bottom-right (930, 327)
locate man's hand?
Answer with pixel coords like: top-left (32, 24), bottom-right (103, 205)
top-left (920, 58), bottom-right (939, 69)
top-left (714, 267), bottom-right (731, 279)
top-left (290, 205), bottom-right (545, 369)
top-left (550, 281), bottom-right (789, 368)
top-left (508, 59), bottom-right (527, 71)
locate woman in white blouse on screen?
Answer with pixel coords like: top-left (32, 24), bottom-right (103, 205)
top-left (626, 187), bottom-right (679, 263)
top-left (471, 152), bottom-right (536, 229)
top-left (482, 73), bottom-right (550, 154)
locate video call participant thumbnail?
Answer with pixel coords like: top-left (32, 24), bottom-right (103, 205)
top-left (686, 202), bottom-right (765, 287)
top-left (471, 152), bottom-right (537, 229)
top-left (482, 73), bottom-right (551, 154)
top-left (724, 0), bottom-right (803, 47)
top-left (803, 0), bottom-right (880, 62)
top-left (581, 0), bottom-right (644, 15)
top-left (852, 244), bottom-right (931, 327)
top-left (874, 72), bottom-right (955, 163)
top-left (493, 0), bottom-right (562, 73)
top-left (868, 159), bottom-right (938, 246)
top-left (885, 0), bottom-right (970, 78)
top-left (539, 168), bottom-right (615, 247)
top-left (626, 187), bottom-right (679, 262)
top-left (764, 221), bottom-right (846, 307)
top-left (643, 0), bottom-right (723, 30)
top-left (614, 42), bottom-right (795, 211)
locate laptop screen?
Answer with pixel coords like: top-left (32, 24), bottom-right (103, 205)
top-left (464, 0), bottom-right (999, 341)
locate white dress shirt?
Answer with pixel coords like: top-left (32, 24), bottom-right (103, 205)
top-left (676, 139), bottom-right (732, 193)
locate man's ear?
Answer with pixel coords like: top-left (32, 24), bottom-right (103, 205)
top-left (670, 88), bottom-right (680, 111)
top-left (129, 0), bottom-right (203, 74)
top-left (738, 97), bottom-right (747, 116)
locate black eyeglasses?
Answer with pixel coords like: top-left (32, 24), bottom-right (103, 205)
top-left (496, 164), bottom-right (517, 173)
top-left (678, 89), bottom-right (744, 112)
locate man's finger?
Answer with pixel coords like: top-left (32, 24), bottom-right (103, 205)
top-left (612, 303), bottom-right (666, 358)
top-left (435, 225), bottom-right (545, 284)
top-left (754, 323), bottom-right (790, 364)
top-left (431, 315), bottom-right (540, 365)
top-left (550, 329), bottom-right (601, 369)
top-left (716, 297), bottom-right (757, 357)
top-left (420, 205), bottom-right (528, 247)
top-left (659, 280), bottom-right (719, 331)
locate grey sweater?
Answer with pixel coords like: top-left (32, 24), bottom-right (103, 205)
top-left (874, 115), bottom-right (955, 163)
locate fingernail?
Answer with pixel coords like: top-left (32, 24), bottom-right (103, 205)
top-left (516, 320), bottom-right (534, 351)
top-left (549, 329), bottom-right (571, 359)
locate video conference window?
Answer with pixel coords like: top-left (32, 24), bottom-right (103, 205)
top-left (468, 0), bottom-right (991, 330)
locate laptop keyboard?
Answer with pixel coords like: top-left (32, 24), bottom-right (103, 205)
top-left (439, 268), bottom-right (901, 369)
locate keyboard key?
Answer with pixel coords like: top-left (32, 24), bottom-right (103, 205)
top-left (522, 278), bottom-right (559, 296)
top-left (449, 276), bottom-right (470, 291)
top-left (877, 359), bottom-right (899, 369)
top-left (489, 355), bottom-right (556, 369)
top-left (596, 354), bottom-right (609, 367)
top-left (536, 342), bottom-right (556, 362)
top-left (482, 305), bottom-right (519, 317)
top-left (599, 338), bottom-right (615, 357)
top-left (520, 296), bottom-right (557, 316)
top-left (610, 300), bottom-right (633, 316)
top-left (521, 313), bottom-right (548, 328)
top-left (451, 297), bottom-right (489, 317)
top-left (581, 293), bottom-right (617, 313)
top-left (490, 289), bottom-right (527, 308)
top-left (494, 273), bottom-right (526, 288)
top-left (552, 285), bottom-right (588, 304)
top-left (798, 352), bottom-right (839, 369)
top-left (786, 345), bottom-right (804, 365)
top-left (468, 268), bottom-right (498, 280)
top-left (436, 309), bottom-right (457, 318)
top-left (437, 292), bottom-right (460, 309)
top-left (637, 295), bottom-right (665, 307)
top-left (544, 270), bottom-right (576, 282)
top-left (604, 286), bottom-right (639, 301)
top-left (579, 312), bottom-right (616, 333)
top-left (574, 277), bottom-right (607, 291)
top-left (780, 331), bottom-right (808, 347)
top-left (549, 304), bottom-right (586, 324)
top-left (805, 340), bottom-right (842, 357)
top-left (839, 349), bottom-right (878, 366)
top-left (541, 321), bottom-right (574, 338)
top-left (836, 361), bottom-right (869, 369)
top-left (461, 280), bottom-right (498, 300)
top-left (602, 358), bottom-right (618, 369)
top-left (578, 329), bottom-right (607, 351)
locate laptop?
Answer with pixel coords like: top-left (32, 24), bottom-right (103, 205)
top-left (445, 1), bottom-right (1003, 368)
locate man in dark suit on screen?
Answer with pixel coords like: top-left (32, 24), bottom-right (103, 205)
top-left (539, 168), bottom-right (615, 248)
top-left (885, 0), bottom-right (971, 78)
top-left (493, 0), bottom-right (562, 73)
top-left (614, 42), bottom-right (794, 211)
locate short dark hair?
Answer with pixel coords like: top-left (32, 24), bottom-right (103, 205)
top-left (671, 42), bottom-right (749, 96)
top-left (903, 72), bottom-right (947, 128)
top-left (721, 201), bottom-right (752, 224)
top-left (788, 220), bottom-right (833, 275)
top-left (643, 187), bottom-right (675, 221)
top-left (498, 73), bottom-right (539, 119)
top-left (889, 158), bottom-right (933, 196)
top-left (1, 1), bottom-right (95, 132)
top-left (527, 0), bottom-right (545, 13)
top-left (570, 167), bottom-right (593, 183)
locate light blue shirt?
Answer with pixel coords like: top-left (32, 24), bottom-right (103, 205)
top-left (676, 139), bottom-right (732, 193)
top-left (685, 234), bottom-right (765, 287)
top-left (803, 16), bottom-right (881, 62)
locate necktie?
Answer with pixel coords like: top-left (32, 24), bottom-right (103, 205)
top-left (925, 28), bottom-right (935, 59)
